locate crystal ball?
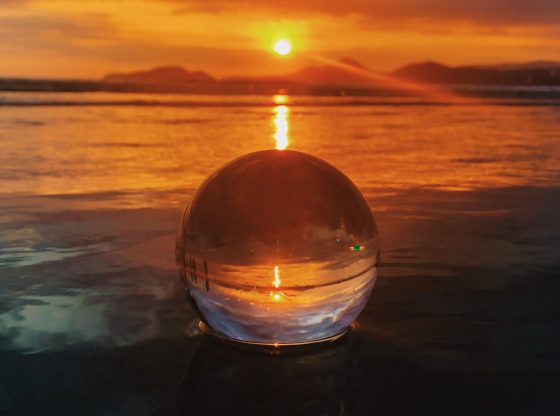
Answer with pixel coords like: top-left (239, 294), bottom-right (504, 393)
top-left (176, 149), bottom-right (379, 345)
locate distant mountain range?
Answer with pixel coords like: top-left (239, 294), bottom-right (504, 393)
top-left (476, 61), bottom-right (560, 70)
top-left (100, 59), bottom-right (560, 88)
top-left (393, 61), bottom-right (560, 86)
top-left (2, 59), bottom-right (560, 96)
top-left (221, 58), bottom-right (372, 85)
top-left (103, 66), bottom-right (216, 84)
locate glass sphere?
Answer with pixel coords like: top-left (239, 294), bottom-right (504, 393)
top-left (176, 149), bottom-right (379, 345)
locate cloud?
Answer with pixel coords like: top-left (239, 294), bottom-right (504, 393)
top-left (0, 12), bottom-right (118, 44)
top-left (172, 0), bottom-right (560, 26)
top-left (0, 0), bottom-right (559, 78)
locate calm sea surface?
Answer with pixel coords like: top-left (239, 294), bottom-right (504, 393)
top-left (1, 92), bottom-right (559, 414)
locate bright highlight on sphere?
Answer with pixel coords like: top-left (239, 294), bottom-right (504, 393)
top-left (176, 150), bottom-right (380, 346)
top-left (273, 39), bottom-right (292, 55)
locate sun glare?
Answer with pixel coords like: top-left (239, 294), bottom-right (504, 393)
top-left (273, 39), bottom-right (292, 55)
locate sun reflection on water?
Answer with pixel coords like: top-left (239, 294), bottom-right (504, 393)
top-left (273, 264), bottom-right (281, 288)
top-left (272, 96), bottom-right (289, 149)
top-left (271, 264), bottom-right (283, 301)
top-left (273, 94), bottom-right (288, 105)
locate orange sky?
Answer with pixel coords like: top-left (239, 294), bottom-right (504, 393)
top-left (0, 0), bottom-right (559, 79)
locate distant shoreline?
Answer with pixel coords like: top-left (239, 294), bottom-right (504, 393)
top-left (2, 60), bottom-right (560, 97)
top-left (2, 85), bottom-right (560, 102)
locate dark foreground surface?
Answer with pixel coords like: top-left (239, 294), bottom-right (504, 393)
top-left (2, 329), bottom-right (559, 416)
top-left (2, 186), bottom-right (559, 415)
top-left (1, 95), bottom-right (560, 414)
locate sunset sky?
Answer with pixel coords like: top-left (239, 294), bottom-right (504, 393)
top-left (1, 0), bottom-right (559, 79)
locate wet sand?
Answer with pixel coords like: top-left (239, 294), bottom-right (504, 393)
top-left (1, 185), bottom-right (559, 414)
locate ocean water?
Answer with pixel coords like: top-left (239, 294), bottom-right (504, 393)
top-left (1, 92), bottom-right (560, 414)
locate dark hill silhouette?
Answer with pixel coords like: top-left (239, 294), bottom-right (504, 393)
top-left (100, 60), bottom-right (560, 88)
top-left (3, 59), bottom-right (560, 94)
top-left (288, 57), bottom-right (372, 85)
top-left (393, 61), bottom-right (560, 85)
top-left (478, 61), bottom-right (560, 70)
top-left (223, 58), bottom-right (374, 86)
top-left (103, 66), bottom-right (215, 84)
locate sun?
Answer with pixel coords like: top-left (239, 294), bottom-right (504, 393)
top-left (273, 39), bottom-right (292, 56)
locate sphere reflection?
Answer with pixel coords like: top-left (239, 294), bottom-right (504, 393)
top-left (176, 149), bottom-right (379, 345)
top-left (180, 335), bottom-right (362, 415)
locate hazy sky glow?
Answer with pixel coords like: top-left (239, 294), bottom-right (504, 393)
top-left (1, 0), bottom-right (559, 78)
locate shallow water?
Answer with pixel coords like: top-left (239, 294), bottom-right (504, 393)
top-left (1, 93), bottom-right (559, 414)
